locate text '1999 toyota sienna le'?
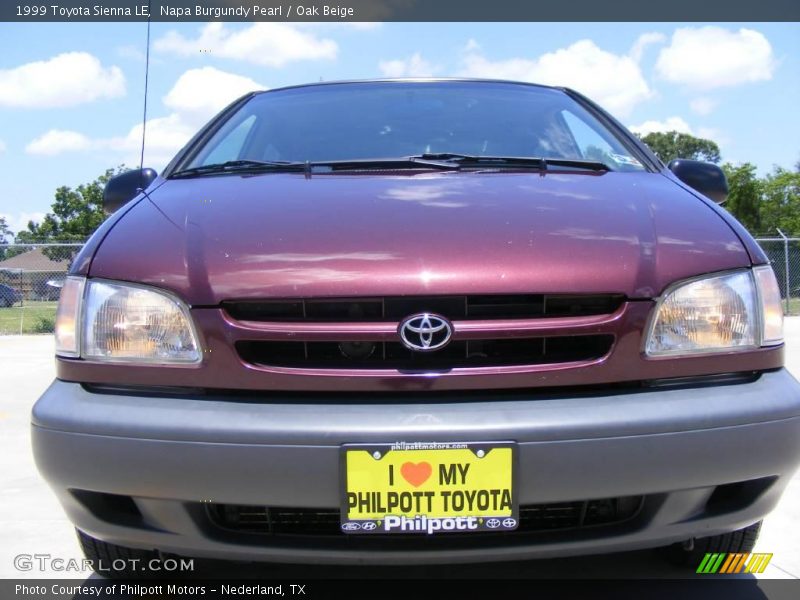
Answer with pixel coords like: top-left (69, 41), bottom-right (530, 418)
top-left (32, 79), bottom-right (800, 575)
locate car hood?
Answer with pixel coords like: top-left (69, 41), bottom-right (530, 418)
top-left (89, 171), bottom-right (750, 305)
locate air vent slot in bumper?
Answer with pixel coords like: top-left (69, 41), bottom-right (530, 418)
top-left (207, 497), bottom-right (644, 536)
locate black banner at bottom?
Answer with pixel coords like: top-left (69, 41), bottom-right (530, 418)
top-left (2, 579), bottom-right (799, 600)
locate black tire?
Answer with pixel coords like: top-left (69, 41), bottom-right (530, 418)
top-left (77, 529), bottom-right (160, 578)
top-left (660, 521), bottom-right (762, 566)
top-left (0, 298), bottom-right (9, 308)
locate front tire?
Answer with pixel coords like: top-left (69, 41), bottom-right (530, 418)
top-left (77, 529), bottom-right (160, 578)
top-left (660, 521), bottom-right (762, 567)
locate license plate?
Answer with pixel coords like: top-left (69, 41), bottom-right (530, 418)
top-left (340, 442), bottom-right (517, 534)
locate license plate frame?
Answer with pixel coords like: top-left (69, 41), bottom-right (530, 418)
top-left (339, 441), bottom-right (518, 535)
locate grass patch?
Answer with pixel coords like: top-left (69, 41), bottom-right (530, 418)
top-left (0, 301), bottom-right (58, 335)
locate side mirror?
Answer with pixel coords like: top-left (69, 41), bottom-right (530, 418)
top-left (103, 168), bottom-right (158, 214)
top-left (668, 159), bottom-right (728, 204)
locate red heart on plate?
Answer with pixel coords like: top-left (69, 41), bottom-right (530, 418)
top-left (401, 461), bottom-right (432, 487)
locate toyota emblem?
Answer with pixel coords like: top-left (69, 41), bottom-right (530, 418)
top-left (398, 313), bottom-right (453, 352)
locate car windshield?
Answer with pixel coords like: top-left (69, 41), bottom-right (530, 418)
top-left (183, 82), bottom-right (647, 172)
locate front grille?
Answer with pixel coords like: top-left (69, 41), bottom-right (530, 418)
top-left (224, 294), bottom-right (624, 323)
top-left (206, 497), bottom-right (643, 536)
top-left (237, 335), bottom-right (613, 370)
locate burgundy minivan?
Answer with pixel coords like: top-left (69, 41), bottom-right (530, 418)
top-left (32, 80), bottom-right (800, 574)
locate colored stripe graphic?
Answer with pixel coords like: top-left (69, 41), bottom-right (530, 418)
top-left (697, 553), bottom-right (725, 574)
top-left (697, 552), bottom-right (773, 574)
top-left (745, 553), bottom-right (774, 574)
top-left (719, 553), bottom-right (748, 573)
top-left (719, 553), bottom-right (737, 573)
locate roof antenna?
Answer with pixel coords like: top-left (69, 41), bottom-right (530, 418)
top-left (139, 2), bottom-right (152, 171)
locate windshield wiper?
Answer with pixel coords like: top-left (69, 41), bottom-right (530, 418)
top-left (171, 155), bottom-right (610, 179)
top-left (307, 157), bottom-right (460, 171)
top-left (172, 157), bottom-right (461, 178)
top-left (170, 159), bottom-right (306, 179)
top-left (542, 158), bottom-right (611, 171)
top-left (413, 153), bottom-right (611, 172)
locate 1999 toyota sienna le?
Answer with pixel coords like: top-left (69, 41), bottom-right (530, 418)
top-left (32, 79), bottom-right (800, 574)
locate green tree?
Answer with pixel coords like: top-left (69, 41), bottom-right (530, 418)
top-left (639, 131), bottom-right (721, 164)
top-left (0, 216), bottom-right (13, 260)
top-left (16, 166), bottom-right (127, 262)
top-left (721, 163), bottom-right (762, 233)
top-left (759, 167), bottom-right (800, 236)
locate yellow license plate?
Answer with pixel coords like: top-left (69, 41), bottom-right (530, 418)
top-left (340, 442), bottom-right (517, 534)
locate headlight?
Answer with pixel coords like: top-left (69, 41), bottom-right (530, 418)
top-left (645, 267), bottom-right (783, 357)
top-left (54, 276), bottom-right (85, 357)
top-left (55, 278), bottom-right (201, 364)
top-left (754, 265), bottom-right (784, 345)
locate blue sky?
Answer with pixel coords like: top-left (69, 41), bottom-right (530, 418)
top-left (0, 21), bottom-right (798, 238)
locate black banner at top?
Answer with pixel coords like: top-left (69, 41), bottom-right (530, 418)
top-left (2, 0), bottom-right (800, 22)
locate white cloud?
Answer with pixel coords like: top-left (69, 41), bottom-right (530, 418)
top-left (25, 67), bottom-right (266, 168)
top-left (629, 32), bottom-right (666, 63)
top-left (25, 130), bottom-right (92, 155)
top-left (379, 53), bottom-right (437, 78)
top-left (689, 97), bottom-right (717, 116)
top-left (629, 118), bottom-right (727, 149)
top-left (460, 38), bottom-right (653, 117)
top-left (0, 52), bottom-right (125, 109)
top-left (0, 211), bottom-right (47, 236)
top-left (463, 39), bottom-right (481, 53)
top-left (655, 27), bottom-right (775, 89)
top-left (163, 67), bottom-right (264, 117)
top-left (0, 139), bottom-right (6, 154)
top-left (154, 23), bottom-right (337, 67)
top-left (112, 114), bottom-right (199, 167)
top-left (696, 127), bottom-right (727, 147)
top-left (126, 67), bottom-right (265, 165)
top-left (629, 117), bottom-right (693, 137)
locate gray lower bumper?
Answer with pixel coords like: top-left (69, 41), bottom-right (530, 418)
top-left (32, 370), bottom-right (800, 564)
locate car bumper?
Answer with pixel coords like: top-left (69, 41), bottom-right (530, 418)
top-left (32, 370), bottom-right (800, 565)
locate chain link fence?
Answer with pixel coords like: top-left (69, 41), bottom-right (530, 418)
top-left (0, 238), bottom-right (798, 336)
top-left (755, 236), bottom-right (800, 316)
top-left (0, 244), bottom-right (82, 335)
